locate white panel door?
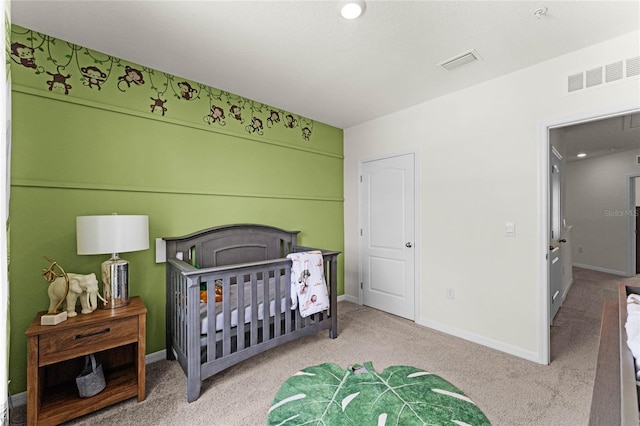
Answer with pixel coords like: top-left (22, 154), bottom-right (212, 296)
top-left (549, 146), bottom-right (564, 321)
top-left (360, 153), bottom-right (415, 320)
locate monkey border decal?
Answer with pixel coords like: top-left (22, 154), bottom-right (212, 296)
top-left (11, 26), bottom-right (316, 143)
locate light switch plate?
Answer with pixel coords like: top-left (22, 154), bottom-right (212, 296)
top-left (505, 222), bottom-right (515, 237)
top-left (156, 238), bottom-right (166, 263)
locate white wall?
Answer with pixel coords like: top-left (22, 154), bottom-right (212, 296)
top-left (566, 149), bottom-right (640, 274)
top-left (344, 30), bottom-right (640, 363)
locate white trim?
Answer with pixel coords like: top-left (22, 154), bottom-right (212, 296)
top-left (9, 350), bottom-right (168, 408)
top-left (539, 104), bottom-right (640, 365)
top-left (537, 121), bottom-right (551, 365)
top-left (417, 317), bottom-right (540, 363)
top-left (626, 173), bottom-right (640, 276)
top-left (145, 349), bottom-right (167, 364)
top-left (561, 279), bottom-right (574, 303)
top-left (337, 293), bottom-right (359, 304)
top-left (572, 263), bottom-right (629, 277)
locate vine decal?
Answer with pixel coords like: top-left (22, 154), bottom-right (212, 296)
top-left (10, 26), bottom-right (315, 142)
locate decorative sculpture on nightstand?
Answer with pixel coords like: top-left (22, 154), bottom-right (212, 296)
top-left (41, 257), bottom-right (108, 325)
top-left (41, 256), bottom-right (70, 325)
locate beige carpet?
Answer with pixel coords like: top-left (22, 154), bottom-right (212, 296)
top-left (10, 267), bottom-right (638, 425)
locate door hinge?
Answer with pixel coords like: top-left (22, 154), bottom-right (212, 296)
top-left (360, 229), bottom-right (363, 236)
top-left (360, 282), bottom-right (363, 289)
top-left (360, 175), bottom-right (362, 183)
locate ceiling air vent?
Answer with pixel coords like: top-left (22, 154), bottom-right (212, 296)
top-left (439, 49), bottom-right (481, 71)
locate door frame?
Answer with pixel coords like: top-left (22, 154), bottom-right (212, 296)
top-left (357, 151), bottom-right (420, 321)
top-left (538, 105), bottom-right (640, 365)
top-left (626, 173), bottom-right (640, 276)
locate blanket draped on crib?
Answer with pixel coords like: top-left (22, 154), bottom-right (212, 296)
top-left (626, 293), bottom-right (640, 379)
top-left (287, 251), bottom-right (330, 318)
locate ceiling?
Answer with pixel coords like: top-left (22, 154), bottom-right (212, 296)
top-left (11, 0), bottom-right (640, 130)
top-left (559, 113), bottom-right (640, 162)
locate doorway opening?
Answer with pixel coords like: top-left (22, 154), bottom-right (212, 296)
top-left (542, 108), bottom-right (640, 364)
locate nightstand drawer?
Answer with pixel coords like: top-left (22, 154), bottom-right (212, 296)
top-left (39, 316), bottom-right (138, 366)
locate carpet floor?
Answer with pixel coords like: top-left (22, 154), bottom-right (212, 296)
top-left (10, 267), bottom-right (638, 425)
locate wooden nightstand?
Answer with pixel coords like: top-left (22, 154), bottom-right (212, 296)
top-left (25, 296), bottom-right (147, 426)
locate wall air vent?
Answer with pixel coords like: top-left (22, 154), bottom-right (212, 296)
top-left (566, 56), bottom-right (640, 94)
top-left (585, 67), bottom-right (603, 88)
top-left (605, 61), bottom-right (624, 83)
top-left (627, 56), bottom-right (640, 77)
top-left (567, 73), bottom-right (583, 92)
top-left (439, 49), bottom-right (481, 71)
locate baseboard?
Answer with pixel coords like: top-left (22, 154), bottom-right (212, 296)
top-left (10, 350), bottom-right (167, 408)
top-left (145, 349), bottom-right (167, 364)
top-left (561, 278), bottom-right (574, 303)
top-left (416, 317), bottom-right (542, 364)
top-left (573, 263), bottom-right (629, 276)
top-left (337, 294), bottom-right (359, 304)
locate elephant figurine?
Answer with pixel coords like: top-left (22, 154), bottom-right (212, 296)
top-left (47, 273), bottom-right (100, 317)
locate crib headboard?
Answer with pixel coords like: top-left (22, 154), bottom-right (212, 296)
top-left (163, 224), bottom-right (300, 268)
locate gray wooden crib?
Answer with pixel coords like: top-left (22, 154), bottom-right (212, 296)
top-left (164, 224), bottom-right (339, 402)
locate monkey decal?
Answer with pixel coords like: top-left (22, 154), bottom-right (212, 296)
top-left (150, 97), bottom-right (168, 116)
top-left (266, 110), bottom-right (280, 128)
top-left (178, 81), bottom-right (197, 100)
top-left (80, 66), bottom-right (107, 90)
top-left (297, 269), bottom-right (311, 295)
top-left (205, 105), bottom-right (226, 125)
top-left (46, 71), bottom-right (72, 95)
top-left (229, 105), bottom-right (243, 123)
top-left (117, 66), bottom-right (145, 91)
top-left (246, 117), bottom-right (264, 136)
top-left (301, 127), bottom-right (312, 141)
top-left (285, 114), bottom-right (297, 129)
top-left (10, 43), bottom-right (38, 69)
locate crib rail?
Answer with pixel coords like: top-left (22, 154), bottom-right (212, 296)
top-left (166, 249), bottom-right (339, 402)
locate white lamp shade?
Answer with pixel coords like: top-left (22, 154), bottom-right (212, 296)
top-left (77, 215), bottom-right (149, 255)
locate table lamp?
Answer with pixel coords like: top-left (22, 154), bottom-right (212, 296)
top-left (76, 214), bottom-right (149, 309)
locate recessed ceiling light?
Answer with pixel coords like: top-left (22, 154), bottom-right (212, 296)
top-left (340, 1), bottom-right (366, 20)
top-left (577, 153), bottom-right (587, 158)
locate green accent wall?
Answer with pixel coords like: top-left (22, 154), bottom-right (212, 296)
top-left (8, 26), bottom-right (343, 395)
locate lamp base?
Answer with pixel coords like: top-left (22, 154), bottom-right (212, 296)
top-left (100, 256), bottom-right (130, 309)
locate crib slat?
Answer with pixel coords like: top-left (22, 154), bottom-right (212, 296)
top-left (250, 273), bottom-right (258, 346)
top-left (273, 269), bottom-right (281, 337)
top-left (284, 268), bottom-right (292, 334)
top-left (262, 268), bottom-right (270, 341)
top-left (206, 280), bottom-right (216, 362)
top-left (222, 276), bottom-right (232, 356)
top-left (237, 276), bottom-right (246, 351)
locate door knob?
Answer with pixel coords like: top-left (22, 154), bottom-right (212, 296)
top-left (559, 239), bottom-right (567, 243)
top-left (405, 242), bottom-right (412, 248)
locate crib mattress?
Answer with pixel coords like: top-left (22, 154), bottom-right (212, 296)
top-left (200, 277), bottom-right (292, 334)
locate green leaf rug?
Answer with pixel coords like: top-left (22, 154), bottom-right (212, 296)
top-left (268, 362), bottom-right (491, 425)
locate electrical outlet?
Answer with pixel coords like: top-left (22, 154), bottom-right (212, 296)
top-left (446, 288), bottom-right (455, 299)
top-left (578, 246), bottom-right (583, 253)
